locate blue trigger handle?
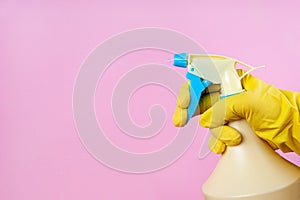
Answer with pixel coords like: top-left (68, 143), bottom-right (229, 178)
top-left (186, 72), bottom-right (212, 122)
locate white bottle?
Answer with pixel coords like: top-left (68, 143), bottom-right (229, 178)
top-left (202, 120), bottom-right (300, 200)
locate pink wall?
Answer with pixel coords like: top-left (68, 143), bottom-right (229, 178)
top-left (1, 1), bottom-right (300, 200)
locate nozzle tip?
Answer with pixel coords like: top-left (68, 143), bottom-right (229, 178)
top-left (173, 53), bottom-right (187, 68)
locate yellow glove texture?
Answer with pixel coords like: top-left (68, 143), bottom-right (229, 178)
top-left (173, 70), bottom-right (300, 155)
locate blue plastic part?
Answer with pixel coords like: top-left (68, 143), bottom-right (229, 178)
top-left (186, 72), bottom-right (212, 121)
top-left (220, 90), bottom-right (244, 100)
top-left (173, 53), bottom-right (187, 68)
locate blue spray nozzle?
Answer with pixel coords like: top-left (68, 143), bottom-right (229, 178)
top-left (173, 53), bottom-right (187, 68)
top-left (173, 53), bottom-right (212, 122)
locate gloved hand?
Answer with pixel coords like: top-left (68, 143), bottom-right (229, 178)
top-left (173, 70), bottom-right (300, 155)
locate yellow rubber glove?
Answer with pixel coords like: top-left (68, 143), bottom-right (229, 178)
top-left (172, 80), bottom-right (242, 153)
top-left (173, 70), bottom-right (300, 155)
top-left (172, 82), bottom-right (221, 126)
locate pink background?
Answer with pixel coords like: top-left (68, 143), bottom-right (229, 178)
top-left (1, 1), bottom-right (300, 200)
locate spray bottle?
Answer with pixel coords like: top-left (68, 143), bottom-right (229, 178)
top-left (173, 53), bottom-right (300, 200)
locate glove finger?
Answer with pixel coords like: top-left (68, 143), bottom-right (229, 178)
top-left (203, 84), bottom-right (221, 94)
top-left (176, 81), bottom-right (220, 117)
top-left (208, 136), bottom-right (226, 154)
top-left (193, 92), bottom-right (220, 117)
top-left (210, 126), bottom-right (242, 146)
top-left (198, 92), bottom-right (220, 114)
top-left (172, 106), bottom-right (187, 127)
top-left (200, 92), bottom-right (247, 128)
top-left (176, 81), bottom-right (190, 109)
